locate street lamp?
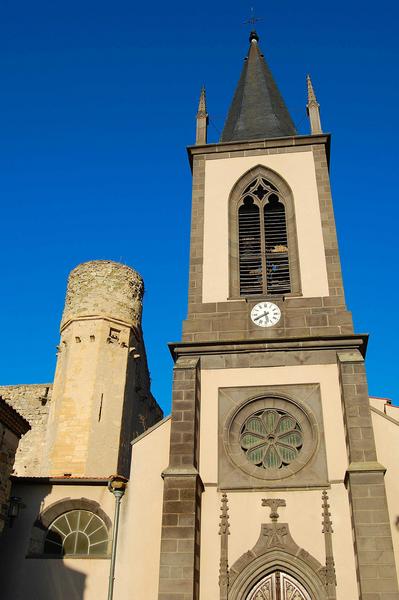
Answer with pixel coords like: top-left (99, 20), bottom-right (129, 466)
top-left (107, 475), bottom-right (128, 600)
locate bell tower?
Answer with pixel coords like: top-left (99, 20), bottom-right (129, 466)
top-left (183, 30), bottom-right (352, 342)
top-left (158, 32), bottom-right (399, 600)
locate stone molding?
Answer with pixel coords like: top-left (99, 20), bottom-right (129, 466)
top-left (219, 384), bottom-right (329, 490)
top-left (223, 393), bottom-right (318, 482)
top-left (35, 497), bottom-right (112, 530)
top-left (60, 314), bottom-right (142, 334)
top-left (28, 497), bottom-right (112, 557)
top-left (228, 523), bottom-right (327, 600)
top-left (170, 334), bottom-right (368, 362)
top-left (187, 134), bottom-right (331, 168)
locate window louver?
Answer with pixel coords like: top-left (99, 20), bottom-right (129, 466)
top-left (239, 199), bottom-right (263, 296)
top-left (237, 178), bottom-right (291, 297)
top-left (264, 196), bottom-right (291, 295)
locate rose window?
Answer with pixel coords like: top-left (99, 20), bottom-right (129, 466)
top-left (240, 409), bottom-right (303, 469)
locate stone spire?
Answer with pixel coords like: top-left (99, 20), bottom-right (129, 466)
top-left (307, 74), bottom-right (322, 134)
top-left (196, 85), bottom-right (208, 145)
top-left (220, 31), bottom-right (296, 142)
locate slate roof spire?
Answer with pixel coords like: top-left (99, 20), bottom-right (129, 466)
top-left (220, 31), bottom-right (297, 142)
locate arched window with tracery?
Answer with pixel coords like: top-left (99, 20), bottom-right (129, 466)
top-left (238, 177), bottom-right (291, 297)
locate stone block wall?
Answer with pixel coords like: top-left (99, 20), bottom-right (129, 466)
top-left (0, 398), bottom-right (30, 533)
top-left (0, 425), bottom-right (19, 532)
top-left (0, 384), bottom-right (52, 476)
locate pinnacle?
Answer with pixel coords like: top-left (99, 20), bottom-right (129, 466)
top-left (197, 86), bottom-right (207, 118)
top-left (307, 74), bottom-right (319, 106)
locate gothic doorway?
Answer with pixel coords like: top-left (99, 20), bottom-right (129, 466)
top-left (246, 571), bottom-right (312, 600)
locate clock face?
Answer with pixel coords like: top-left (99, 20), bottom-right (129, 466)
top-left (251, 302), bottom-right (281, 328)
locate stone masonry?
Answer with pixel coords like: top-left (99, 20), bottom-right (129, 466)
top-left (47, 260), bottom-right (162, 478)
top-left (61, 260), bottom-right (144, 328)
top-left (338, 351), bottom-right (399, 600)
top-left (182, 136), bottom-right (354, 343)
top-left (0, 384), bottom-right (52, 476)
top-left (0, 398), bottom-right (30, 532)
top-left (0, 261), bottom-right (162, 480)
top-left (158, 357), bottom-right (203, 600)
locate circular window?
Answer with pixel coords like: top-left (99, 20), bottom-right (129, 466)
top-left (240, 409), bottom-right (303, 469)
top-left (44, 510), bottom-right (109, 556)
top-left (224, 395), bottom-right (318, 481)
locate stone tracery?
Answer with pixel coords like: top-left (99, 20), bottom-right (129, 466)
top-left (240, 408), bottom-right (303, 470)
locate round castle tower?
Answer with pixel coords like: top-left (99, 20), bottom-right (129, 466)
top-left (61, 260), bottom-right (144, 329)
top-left (46, 260), bottom-right (148, 478)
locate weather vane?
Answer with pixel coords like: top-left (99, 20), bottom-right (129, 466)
top-left (244, 6), bottom-right (263, 27)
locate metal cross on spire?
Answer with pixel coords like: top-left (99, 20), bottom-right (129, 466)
top-left (243, 6), bottom-right (263, 26)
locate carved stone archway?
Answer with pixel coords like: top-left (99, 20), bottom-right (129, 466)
top-left (227, 523), bottom-right (328, 600)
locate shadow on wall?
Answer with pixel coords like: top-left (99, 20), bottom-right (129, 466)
top-left (0, 483), bottom-right (86, 600)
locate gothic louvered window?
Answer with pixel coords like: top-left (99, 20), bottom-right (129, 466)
top-left (238, 177), bottom-right (291, 296)
top-left (238, 199), bottom-right (263, 295)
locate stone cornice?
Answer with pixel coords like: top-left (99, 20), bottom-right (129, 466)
top-left (60, 314), bottom-right (142, 334)
top-left (169, 334), bottom-right (368, 362)
top-left (187, 133), bottom-right (331, 169)
top-left (11, 476), bottom-right (109, 485)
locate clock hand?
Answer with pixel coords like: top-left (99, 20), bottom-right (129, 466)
top-left (254, 312), bottom-right (268, 321)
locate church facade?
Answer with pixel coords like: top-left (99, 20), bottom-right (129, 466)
top-left (1, 31), bottom-right (399, 600)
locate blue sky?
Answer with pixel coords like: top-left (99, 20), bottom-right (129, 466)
top-left (1, 1), bottom-right (398, 414)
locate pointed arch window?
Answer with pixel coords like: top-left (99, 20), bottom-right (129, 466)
top-left (238, 177), bottom-right (291, 296)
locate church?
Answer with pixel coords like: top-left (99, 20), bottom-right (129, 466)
top-left (1, 30), bottom-right (399, 600)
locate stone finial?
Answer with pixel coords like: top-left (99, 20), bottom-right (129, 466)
top-left (196, 86), bottom-right (208, 145)
top-left (61, 260), bottom-right (144, 330)
top-left (219, 493), bottom-right (230, 599)
top-left (306, 74), bottom-right (322, 134)
top-left (262, 498), bottom-right (286, 522)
